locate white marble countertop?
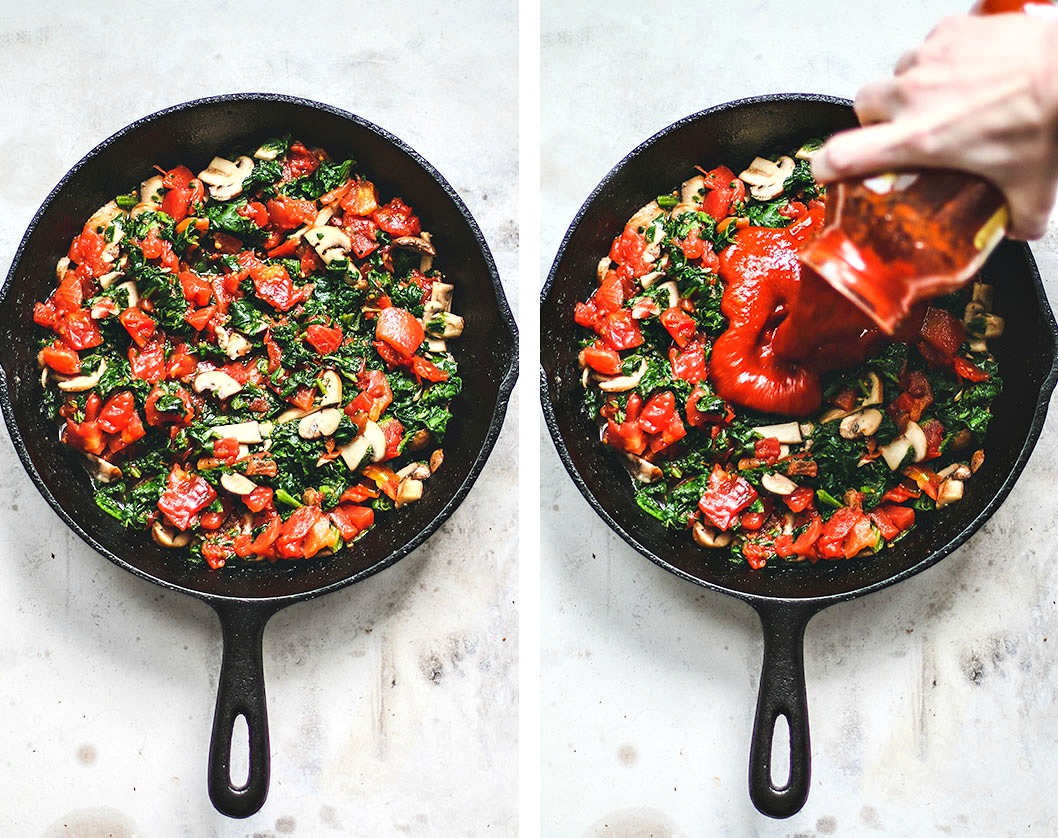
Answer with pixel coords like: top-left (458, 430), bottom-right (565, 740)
top-left (0, 2), bottom-right (518, 835)
top-left (541, 1), bottom-right (1058, 835)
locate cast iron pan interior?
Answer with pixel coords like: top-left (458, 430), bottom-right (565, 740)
top-left (541, 94), bottom-right (1058, 817)
top-left (0, 93), bottom-right (518, 817)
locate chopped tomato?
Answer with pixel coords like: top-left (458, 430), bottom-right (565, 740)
top-left (698, 465), bottom-right (758, 531)
top-left (375, 307), bottom-right (424, 358)
top-left (372, 198), bottom-right (421, 237)
top-left (250, 262), bottom-right (311, 312)
top-left (237, 201), bottom-right (269, 229)
top-left (40, 342), bottom-right (81, 375)
top-left (339, 484), bottom-right (380, 503)
top-left (329, 503), bottom-right (375, 541)
top-left (880, 504), bottom-right (915, 533)
top-left (920, 306), bottom-right (965, 357)
top-left (144, 384), bottom-right (194, 427)
top-left (953, 356), bottom-right (990, 382)
top-left (282, 141), bottom-right (320, 180)
top-left (184, 305), bottom-right (217, 332)
top-left (598, 310), bottom-right (643, 351)
top-left (305, 323), bottom-right (343, 355)
top-left (179, 271), bottom-right (214, 306)
top-left (343, 216), bottom-right (381, 259)
top-left (380, 417), bottom-right (404, 460)
top-left (98, 391), bottom-right (135, 434)
top-left (638, 391), bottom-right (676, 435)
top-left (659, 307), bottom-right (696, 348)
top-left (64, 418), bottom-right (105, 455)
top-left (244, 486), bottom-right (274, 513)
top-left (57, 309), bottom-right (102, 350)
top-left (157, 469), bottom-right (217, 531)
top-left (669, 340), bottom-right (707, 384)
top-left (410, 355), bottom-right (449, 383)
top-left (67, 228), bottom-right (109, 277)
top-left (603, 417), bottom-right (646, 456)
top-left (348, 369), bottom-right (393, 421)
top-left (129, 339), bottom-right (167, 383)
top-left (339, 180), bottom-right (379, 216)
top-left (754, 437), bottom-right (782, 464)
top-left (783, 486), bottom-right (815, 513)
top-left (119, 307), bottom-right (156, 347)
top-left (580, 343), bottom-right (622, 375)
top-left (212, 436), bottom-right (242, 464)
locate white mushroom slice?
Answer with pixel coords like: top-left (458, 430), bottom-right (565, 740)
top-left (85, 200), bottom-right (125, 235)
top-left (425, 311), bottom-right (465, 339)
top-left (152, 520), bottom-right (192, 548)
top-left (425, 282), bottom-right (455, 319)
top-left (904, 420), bottom-right (928, 463)
top-left (597, 359), bottom-right (648, 393)
top-left (395, 478), bottom-right (424, 508)
top-left (193, 370), bottom-right (243, 400)
top-left (391, 236), bottom-right (437, 257)
top-left (319, 370), bottom-right (342, 406)
top-left (880, 436), bottom-right (914, 471)
top-left (55, 257), bottom-right (71, 280)
top-left (972, 282), bottom-right (994, 308)
top-left (215, 325), bottom-right (252, 359)
top-left (624, 453), bottom-right (662, 484)
top-left (739, 155), bottom-right (796, 201)
top-left (98, 270), bottom-right (123, 289)
top-left (220, 472), bottom-right (258, 496)
top-left (57, 359), bottom-right (107, 392)
top-left (211, 421), bottom-right (262, 444)
top-left (627, 200), bottom-right (663, 232)
top-left (129, 202), bottom-right (157, 218)
top-left (140, 175), bottom-right (165, 206)
top-left (397, 461), bottom-right (432, 480)
top-left (751, 422), bottom-right (803, 445)
top-left (669, 202), bottom-right (700, 219)
top-left (839, 408), bottom-right (883, 440)
top-left (681, 174), bottom-right (707, 205)
top-left (198, 155), bottom-right (254, 201)
top-left (338, 420), bottom-right (387, 470)
top-left (303, 226), bottom-right (352, 264)
top-left (862, 372), bottom-right (883, 407)
top-left (936, 479), bottom-right (965, 508)
top-left (820, 407), bottom-right (851, 423)
top-left (84, 453), bottom-right (122, 483)
top-left (938, 462), bottom-right (972, 480)
top-left (276, 406), bottom-right (311, 424)
top-left (692, 521), bottom-right (733, 549)
top-left (427, 337), bottom-right (447, 353)
top-left (298, 408), bottom-right (342, 440)
top-left (795, 142), bottom-right (820, 162)
top-left (418, 232), bottom-right (434, 273)
top-left (638, 270), bottom-right (665, 289)
top-left (114, 280), bottom-right (139, 307)
top-left (761, 472), bottom-right (798, 496)
top-left (655, 280), bottom-right (680, 310)
top-left (253, 143), bottom-right (280, 161)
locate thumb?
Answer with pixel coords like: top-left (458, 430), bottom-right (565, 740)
top-left (811, 122), bottom-right (933, 183)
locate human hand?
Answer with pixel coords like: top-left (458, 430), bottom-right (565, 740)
top-left (812, 14), bottom-right (1058, 239)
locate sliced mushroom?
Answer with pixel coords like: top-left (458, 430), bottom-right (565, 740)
top-left (114, 280), bottom-right (140, 308)
top-left (57, 359), bottom-right (107, 392)
top-left (97, 270), bottom-right (123, 289)
top-left (938, 462), bottom-right (972, 480)
top-left (152, 520), bottom-right (192, 548)
top-left (198, 155), bottom-right (254, 201)
top-left (638, 270), bottom-right (665, 289)
top-left (140, 175), bottom-right (165, 206)
top-left (395, 477), bottom-right (424, 508)
top-left (971, 449), bottom-right (985, 473)
top-left (425, 281), bottom-right (455, 320)
top-left (681, 174), bottom-right (707, 205)
top-left (624, 453), bottom-right (662, 484)
top-left (84, 453), bottom-right (122, 483)
top-left (298, 408), bottom-right (342, 439)
top-left (55, 257), bottom-right (71, 280)
top-left (397, 461), bottom-right (432, 481)
top-left (692, 521), bottom-right (733, 549)
top-left (627, 200), bottom-right (663, 232)
top-left (972, 282), bottom-right (994, 308)
top-left (879, 436), bottom-right (915, 471)
top-left (738, 155), bottom-right (796, 201)
top-left (215, 325), bottom-right (253, 360)
top-left (597, 256), bottom-right (613, 283)
top-left (597, 359), bottom-right (647, 393)
top-left (319, 370), bottom-right (342, 406)
top-left (839, 408), bottom-right (883, 440)
top-left (391, 236), bottom-right (436, 257)
top-left (936, 479), bottom-right (965, 508)
top-left (967, 312), bottom-right (1005, 340)
top-left (761, 472), bottom-right (798, 496)
top-left (425, 311), bottom-right (465, 339)
top-left (303, 225), bottom-right (352, 264)
top-left (862, 372), bottom-right (883, 407)
top-left (220, 472), bottom-right (258, 496)
top-left (339, 420), bottom-right (387, 470)
top-left (194, 370), bottom-right (242, 400)
top-left (655, 280), bottom-right (680, 310)
top-left (429, 448), bottom-right (444, 473)
top-left (211, 421), bottom-right (262, 444)
top-left (795, 142), bottom-right (820, 162)
top-left (253, 143), bottom-right (281, 161)
top-left (751, 422), bottom-right (803, 445)
top-left (85, 200), bottom-right (125, 234)
top-left (904, 420), bottom-right (928, 463)
top-left (276, 406), bottom-right (312, 424)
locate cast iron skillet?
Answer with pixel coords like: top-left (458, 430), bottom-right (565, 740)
top-left (541, 94), bottom-right (1058, 818)
top-left (0, 94), bottom-right (518, 818)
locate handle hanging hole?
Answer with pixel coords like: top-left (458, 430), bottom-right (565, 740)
top-left (230, 713), bottom-right (250, 790)
top-left (770, 713), bottom-right (791, 790)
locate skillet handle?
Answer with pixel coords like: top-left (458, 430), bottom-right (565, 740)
top-left (207, 601), bottom-right (278, 819)
top-left (748, 603), bottom-right (816, 819)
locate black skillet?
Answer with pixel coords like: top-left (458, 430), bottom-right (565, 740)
top-left (540, 94), bottom-right (1058, 818)
top-left (0, 93), bottom-right (518, 818)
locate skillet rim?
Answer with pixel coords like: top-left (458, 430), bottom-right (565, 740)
top-left (0, 92), bottom-right (519, 606)
top-left (539, 92), bottom-right (1058, 609)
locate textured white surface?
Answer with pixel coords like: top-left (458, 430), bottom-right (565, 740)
top-left (0, 2), bottom-right (518, 835)
top-left (541, 0), bottom-right (1058, 835)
